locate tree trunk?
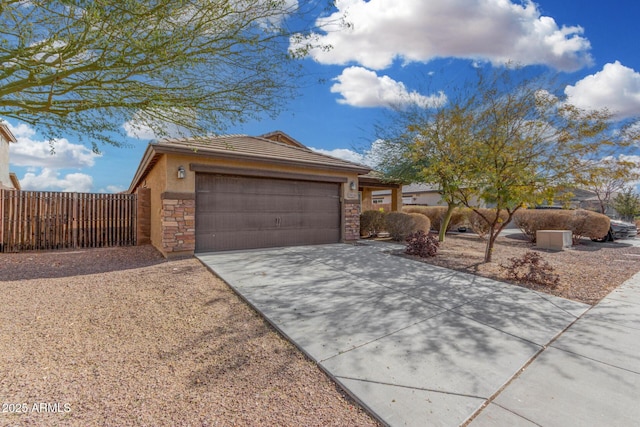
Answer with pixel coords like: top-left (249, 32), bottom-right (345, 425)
top-left (483, 230), bottom-right (497, 263)
top-left (482, 211), bottom-right (515, 263)
top-left (438, 204), bottom-right (456, 242)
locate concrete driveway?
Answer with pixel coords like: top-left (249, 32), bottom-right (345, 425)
top-left (197, 242), bottom-right (640, 426)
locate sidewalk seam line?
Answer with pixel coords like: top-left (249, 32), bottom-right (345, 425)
top-left (461, 307), bottom-right (591, 426)
top-left (332, 375), bottom-right (487, 401)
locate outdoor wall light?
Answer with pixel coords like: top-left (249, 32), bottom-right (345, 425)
top-left (177, 166), bottom-right (186, 179)
top-left (350, 181), bottom-right (357, 191)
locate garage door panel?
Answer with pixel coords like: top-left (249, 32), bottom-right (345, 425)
top-left (198, 212), bottom-right (277, 232)
top-left (278, 212), bottom-right (340, 229)
top-left (196, 174), bottom-right (342, 252)
top-left (201, 228), bottom-right (341, 252)
top-left (198, 193), bottom-right (283, 213)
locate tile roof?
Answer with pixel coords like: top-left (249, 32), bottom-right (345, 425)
top-left (128, 133), bottom-right (372, 192)
top-left (154, 134), bottom-right (371, 172)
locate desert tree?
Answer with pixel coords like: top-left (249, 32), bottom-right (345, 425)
top-left (376, 68), bottom-right (639, 262)
top-left (375, 93), bottom-right (475, 242)
top-left (573, 157), bottom-right (640, 214)
top-left (0, 0), bottom-right (327, 149)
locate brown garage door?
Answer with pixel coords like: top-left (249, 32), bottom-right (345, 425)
top-left (195, 174), bottom-right (341, 252)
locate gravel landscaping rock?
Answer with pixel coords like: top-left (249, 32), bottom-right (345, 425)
top-left (402, 233), bottom-right (640, 305)
top-left (0, 246), bottom-right (378, 427)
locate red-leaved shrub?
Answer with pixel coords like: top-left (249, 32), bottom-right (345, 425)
top-left (500, 251), bottom-right (559, 288)
top-left (405, 231), bottom-right (439, 257)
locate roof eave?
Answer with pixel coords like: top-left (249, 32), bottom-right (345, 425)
top-left (127, 144), bottom-right (159, 193)
top-left (152, 144), bottom-right (371, 175)
top-left (0, 124), bottom-right (17, 143)
top-left (9, 173), bottom-right (20, 190)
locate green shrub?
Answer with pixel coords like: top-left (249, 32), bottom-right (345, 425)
top-left (384, 212), bottom-right (416, 241)
top-left (408, 213), bottom-right (431, 233)
top-left (360, 210), bottom-right (386, 237)
top-left (467, 209), bottom-right (510, 239)
top-left (513, 209), bottom-right (609, 243)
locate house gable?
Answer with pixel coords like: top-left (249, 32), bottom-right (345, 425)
top-left (259, 130), bottom-right (309, 150)
top-left (0, 123), bottom-right (18, 190)
top-left (127, 131), bottom-right (372, 257)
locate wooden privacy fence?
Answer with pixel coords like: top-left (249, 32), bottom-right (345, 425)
top-left (0, 189), bottom-right (136, 252)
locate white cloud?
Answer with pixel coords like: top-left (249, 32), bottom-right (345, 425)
top-left (310, 147), bottom-right (368, 165)
top-left (99, 185), bottom-right (126, 194)
top-left (4, 121), bottom-right (100, 168)
top-left (331, 66), bottom-right (447, 108)
top-left (294, 0), bottom-right (592, 71)
top-left (310, 139), bottom-right (386, 168)
top-left (20, 168), bottom-right (94, 192)
top-left (2, 121), bottom-right (98, 192)
top-left (123, 120), bottom-right (157, 140)
top-left (123, 108), bottom-right (196, 140)
top-left (565, 61), bottom-right (640, 120)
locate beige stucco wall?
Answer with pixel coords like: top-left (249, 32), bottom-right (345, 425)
top-left (134, 151), bottom-right (363, 255)
top-left (142, 155), bottom-right (168, 251)
top-left (375, 191), bottom-right (485, 209)
top-left (408, 192), bottom-right (447, 206)
top-left (163, 154), bottom-right (361, 200)
top-left (0, 136), bottom-right (12, 189)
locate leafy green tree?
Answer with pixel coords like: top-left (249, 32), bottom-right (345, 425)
top-left (0, 0), bottom-right (323, 149)
top-left (376, 95), bottom-right (475, 242)
top-left (613, 187), bottom-right (640, 222)
top-left (377, 68), bottom-right (639, 262)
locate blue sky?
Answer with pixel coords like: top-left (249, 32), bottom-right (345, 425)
top-left (6, 0), bottom-right (640, 193)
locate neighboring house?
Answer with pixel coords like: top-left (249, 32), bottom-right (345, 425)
top-left (368, 184), bottom-right (610, 213)
top-left (366, 183), bottom-right (441, 211)
top-left (367, 183), bottom-right (483, 211)
top-left (577, 192), bottom-right (620, 217)
top-left (127, 131), bottom-right (398, 257)
top-left (0, 123), bottom-right (19, 190)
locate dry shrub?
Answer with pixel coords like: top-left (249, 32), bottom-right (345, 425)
top-left (384, 212), bottom-right (416, 241)
top-left (402, 206), bottom-right (467, 231)
top-left (513, 210), bottom-right (571, 242)
top-left (569, 210), bottom-right (610, 242)
top-left (467, 209), bottom-right (510, 239)
top-left (401, 205), bottom-right (431, 215)
top-left (408, 213), bottom-right (431, 233)
top-left (513, 209), bottom-right (609, 243)
top-left (501, 251), bottom-right (559, 288)
top-left (360, 210), bottom-right (386, 237)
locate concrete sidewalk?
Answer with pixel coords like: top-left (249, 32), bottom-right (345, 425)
top-left (471, 268), bottom-right (640, 426)
top-left (197, 243), bottom-right (639, 426)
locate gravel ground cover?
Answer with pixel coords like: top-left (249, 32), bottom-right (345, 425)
top-left (400, 232), bottom-right (640, 305)
top-left (0, 246), bottom-right (378, 427)
top-left (2, 235), bottom-right (638, 426)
